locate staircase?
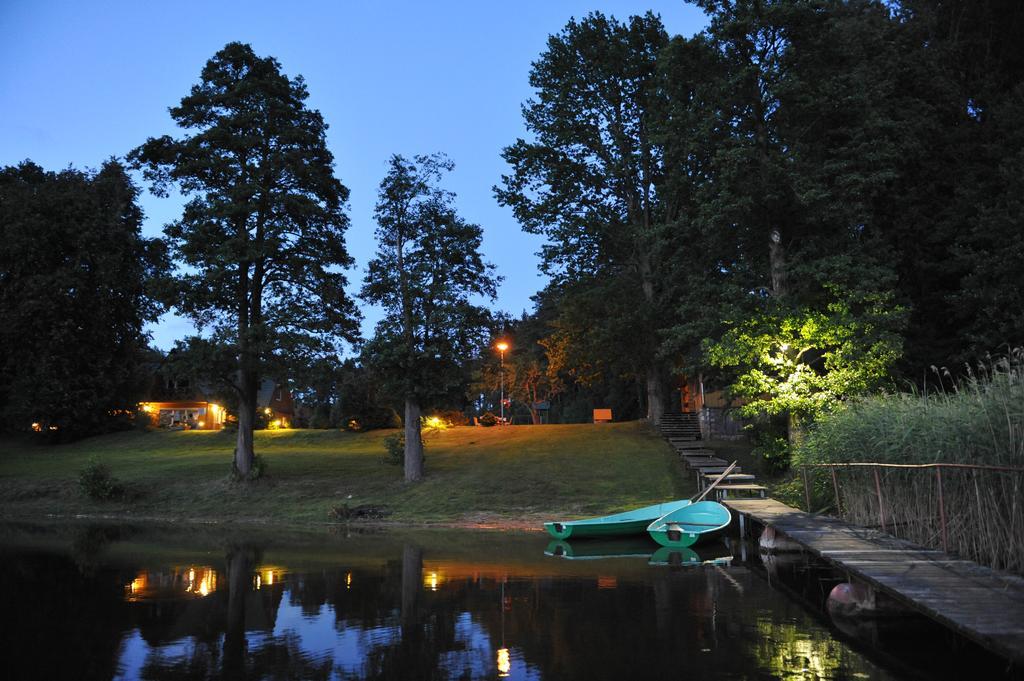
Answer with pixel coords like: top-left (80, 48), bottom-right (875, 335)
top-left (657, 412), bottom-right (701, 441)
top-left (657, 411), bottom-right (768, 501)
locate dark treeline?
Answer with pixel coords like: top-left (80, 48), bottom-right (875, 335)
top-left (492, 0), bottom-right (1024, 440)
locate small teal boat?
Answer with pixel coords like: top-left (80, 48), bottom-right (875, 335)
top-left (544, 499), bottom-right (691, 540)
top-left (648, 546), bottom-right (701, 566)
top-left (545, 537), bottom-right (657, 560)
top-left (649, 546), bottom-right (734, 567)
top-left (647, 500), bottom-right (732, 548)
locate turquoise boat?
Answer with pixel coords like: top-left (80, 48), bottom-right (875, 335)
top-left (544, 499), bottom-right (691, 540)
top-left (648, 546), bottom-right (701, 566)
top-left (647, 500), bottom-right (732, 548)
top-left (649, 546), bottom-right (734, 567)
top-left (545, 537), bottom-right (657, 560)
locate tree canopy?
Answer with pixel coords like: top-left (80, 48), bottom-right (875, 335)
top-left (0, 160), bottom-right (165, 439)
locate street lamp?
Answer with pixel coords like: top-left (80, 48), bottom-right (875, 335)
top-left (496, 341), bottom-right (509, 424)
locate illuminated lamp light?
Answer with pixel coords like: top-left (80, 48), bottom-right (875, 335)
top-left (31, 422), bottom-right (42, 432)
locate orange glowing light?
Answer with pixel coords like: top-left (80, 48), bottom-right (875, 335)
top-left (496, 341), bottom-right (509, 352)
top-left (497, 648), bottom-right (510, 676)
top-left (345, 572), bottom-right (352, 589)
top-left (31, 422), bottom-right (42, 432)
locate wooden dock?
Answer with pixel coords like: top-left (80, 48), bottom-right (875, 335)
top-left (723, 498), bottom-right (1024, 665)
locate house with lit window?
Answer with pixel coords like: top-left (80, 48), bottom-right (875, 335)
top-left (139, 399), bottom-right (227, 430)
top-left (257, 379), bottom-right (295, 428)
top-left (139, 380), bottom-right (294, 430)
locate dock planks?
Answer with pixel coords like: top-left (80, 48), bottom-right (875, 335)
top-left (724, 498), bottom-right (1024, 665)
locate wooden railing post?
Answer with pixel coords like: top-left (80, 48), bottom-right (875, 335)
top-left (936, 466), bottom-right (947, 553)
top-left (873, 466), bottom-right (887, 533)
top-left (802, 466), bottom-right (811, 512)
top-left (831, 467), bottom-right (841, 517)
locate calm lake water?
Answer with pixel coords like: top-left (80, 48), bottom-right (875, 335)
top-left (0, 522), bottom-right (1010, 680)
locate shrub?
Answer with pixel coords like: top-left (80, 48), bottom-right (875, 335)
top-left (796, 350), bottom-right (1024, 468)
top-left (478, 411), bottom-right (498, 427)
top-left (78, 458), bottom-right (124, 500)
top-left (752, 432), bottom-right (791, 474)
top-left (383, 432), bottom-right (405, 465)
top-left (382, 431), bottom-right (425, 466)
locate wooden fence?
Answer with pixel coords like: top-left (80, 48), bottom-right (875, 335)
top-left (800, 462), bottom-right (1024, 574)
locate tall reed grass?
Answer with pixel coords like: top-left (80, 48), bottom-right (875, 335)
top-left (794, 349), bottom-right (1024, 573)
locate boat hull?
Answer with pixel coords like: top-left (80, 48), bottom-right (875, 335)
top-left (647, 500), bottom-right (732, 548)
top-left (545, 537), bottom-right (658, 560)
top-left (544, 500), bottom-right (691, 540)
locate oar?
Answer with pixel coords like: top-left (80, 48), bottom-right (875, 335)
top-left (691, 460), bottom-right (738, 504)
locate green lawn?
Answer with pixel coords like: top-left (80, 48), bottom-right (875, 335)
top-left (0, 422), bottom-right (690, 526)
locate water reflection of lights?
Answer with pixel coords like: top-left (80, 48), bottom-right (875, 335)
top-left (187, 568), bottom-right (215, 596)
top-left (345, 572), bottom-right (352, 589)
top-left (254, 566), bottom-right (285, 590)
top-left (424, 571), bottom-right (441, 591)
top-left (124, 567), bottom-right (218, 601)
top-left (496, 647), bottom-right (510, 677)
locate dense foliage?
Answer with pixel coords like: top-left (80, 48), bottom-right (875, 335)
top-left (796, 350), bottom-right (1024, 467)
top-left (500, 1), bottom-right (1024, 444)
top-left (0, 161), bottom-right (165, 440)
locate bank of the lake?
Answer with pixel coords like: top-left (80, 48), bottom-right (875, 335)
top-left (0, 422), bottom-right (689, 526)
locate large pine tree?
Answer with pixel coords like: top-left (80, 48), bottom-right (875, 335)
top-left (130, 42), bottom-right (359, 476)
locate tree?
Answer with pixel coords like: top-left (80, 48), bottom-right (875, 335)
top-left (706, 274), bottom-right (906, 442)
top-left (477, 315), bottom-right (563, 425)
top-left (361, 154), bottom-right (498, 481)
top-left (130, 42), bottom-right (359, 476)
top-left (497, 12), bottom-right (683, 422)
top-left (0, 160), bottom-right (165, 440)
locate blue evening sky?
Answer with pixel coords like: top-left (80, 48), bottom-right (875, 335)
top-left (0, 1), bottom-right (707, 350)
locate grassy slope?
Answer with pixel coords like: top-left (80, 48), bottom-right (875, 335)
top-left (0, 422), bottom-right (690, 526)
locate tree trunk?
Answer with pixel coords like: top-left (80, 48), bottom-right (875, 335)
top-left (787, 411), bottom-right (803, 448)
top-left (646, 366), bottom-right (665, 424)
top-left (769, 228), bottom-right (786, 298)
top-left (223, 546), bottom-right (253, 679)
top-left (530, 408), bottom-right (541, 425)
top-left (401, 544), bottom-right (422, 628)
top-left (235, 369), bottom-right (257, 477)
top-left (404, 397), bottom-right (424, 482)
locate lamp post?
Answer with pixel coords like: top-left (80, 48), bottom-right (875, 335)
top-left (496, 341), bottom-right (509, 424)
